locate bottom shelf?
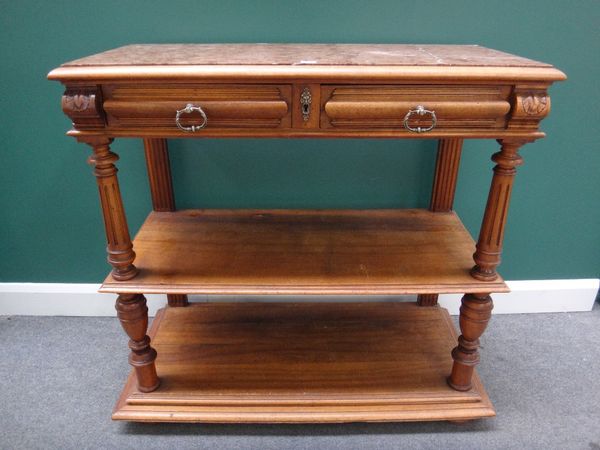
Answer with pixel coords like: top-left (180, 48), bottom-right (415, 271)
top-left (113, 302), bottom-right (495, 423)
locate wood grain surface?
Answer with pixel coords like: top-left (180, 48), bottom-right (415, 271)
top-left (100, 209), bottom-right (508, 295)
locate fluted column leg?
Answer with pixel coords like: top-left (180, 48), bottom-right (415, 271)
top-left (471, 139), bottom-right (525, 281)
top-left (448, 293), bottom-right (493, 391)
top-left (418, 138), bottom-right (463, 307)
top-left (143, 138), bottom-right (189, 307)
top-left (143, 138), bottom-right (176, 212)
top-left (115, 293), bottom-right (160, 392)
top-left (416, 294), bottom-right (439, 306)
top-left (83, 137), bottom-right (137, 281)
top-left (429, 138), bottom-right (463, 213)
top-left (166, 294), bottom-right (189, 307)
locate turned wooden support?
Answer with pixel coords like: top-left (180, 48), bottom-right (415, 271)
top-left (448, 293), bottom-right (493, 391)
top-left (471, 140), bottom-right (525, 281)
top-left (115, 294), bottom-right (160, 392)
top-left (143, 138), bottom-right (189, 307)
top-left (418, 138), bottom-right (463, 307)
top-left (84, 137), bottom-right (138, 281)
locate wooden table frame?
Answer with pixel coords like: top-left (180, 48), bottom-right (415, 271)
top-left (49, 44), bottom-right (565, 423)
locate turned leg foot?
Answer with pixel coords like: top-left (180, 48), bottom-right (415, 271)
top-left (448, 293), bottom-right (493, 391)
top-left (116, 293), bottom-right (160, 392)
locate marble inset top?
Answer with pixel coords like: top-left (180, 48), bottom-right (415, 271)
top-left (61, 44), bottom-right (552, 68)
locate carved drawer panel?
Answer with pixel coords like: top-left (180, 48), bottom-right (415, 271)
top-left (103, 84), bottom-right (292, 130)
top-left (321, 85), bottom-right (512, 132)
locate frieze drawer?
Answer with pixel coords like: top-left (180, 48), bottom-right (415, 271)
top-left (321, 85), bottom-right (512, 132)
top-left (103, 84), bottom-right (292, 131)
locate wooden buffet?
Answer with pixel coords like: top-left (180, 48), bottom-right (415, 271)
top-left (48, 44), bottom-right (565, 423)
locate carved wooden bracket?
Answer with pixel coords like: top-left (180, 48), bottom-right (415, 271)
top-left (61, 84), bottom-right (106, 130)
top-left (521, 93), bottom-right (549, 116)
top-left (507, 86), bottom-right (551, 131)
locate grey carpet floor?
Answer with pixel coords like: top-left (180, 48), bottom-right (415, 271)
top-left (1, 303), bottom-right (599, 450)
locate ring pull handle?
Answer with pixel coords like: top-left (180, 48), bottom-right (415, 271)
top-left (403, 105), bottom-right (437, 133)
top-left (175, 104), bottom-right (208, 132)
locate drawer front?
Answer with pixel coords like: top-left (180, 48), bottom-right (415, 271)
top-left (103, 84), bottom-right (292, 130)
top-left (321, 85), bottom-right (512, 132)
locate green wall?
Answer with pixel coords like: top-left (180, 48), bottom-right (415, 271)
top-left (0, 0), bottom-right (598, 282)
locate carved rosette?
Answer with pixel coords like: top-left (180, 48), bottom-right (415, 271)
top-left (521, 93), bottom-right (548, 115)
top-left (61, 85), bottom-right (106, 130)
top-left (508, 87), bottom-right (550, 131)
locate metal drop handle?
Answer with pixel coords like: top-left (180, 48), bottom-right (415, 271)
top-left (175, 104), bottom-right (208, 132)
top-left (403, 105), bottom-right (437, 133)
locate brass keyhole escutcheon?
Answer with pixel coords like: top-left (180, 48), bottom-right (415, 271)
top-left (300, 87), bottom-right (312, 122)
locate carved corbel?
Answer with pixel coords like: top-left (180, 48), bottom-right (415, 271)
top-left (507, 86), bottom-right (551, 131)
top-left (61, 84), bottom-right (106, 130)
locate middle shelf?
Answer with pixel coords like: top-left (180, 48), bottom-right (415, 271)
top-left (100, 209), bottom-right (508, 295)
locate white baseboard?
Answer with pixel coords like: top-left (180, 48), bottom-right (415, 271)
top-left (0, 279), bottom-right (597, 317)
top-left (438, 279), bottom-right (599, 315)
